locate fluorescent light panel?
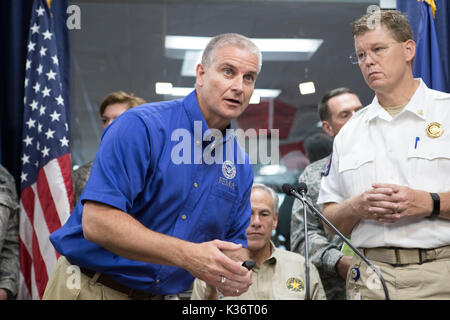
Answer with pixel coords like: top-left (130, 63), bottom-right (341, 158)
top-left (155, 82), bottom-right (173, 95)
top-left (165, 36), bottom-right (210, 51)
top-left (181, 51), bottom-right (202, 77)
top-left (299, 81), bottom-right (316, 95)
top-left (155, 85), bottom-right (281, 101)
top-left (379, 0), bottom-right (396, 9)
top-left (171, 87), bottom-right (193, 96)
top-left (165, 36), bottom-right (322, 53)
top-left (249, 94), bottom-right (260, 104)
top-left (165, 35), bottom-right (323, 74)
top-left (255, 89), bottom-right (281, 98)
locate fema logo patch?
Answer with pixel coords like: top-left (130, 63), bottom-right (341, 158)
top-left (286, 277), bottom-right (304, 292)
top-left (222, 160), bottom-right (236, 180)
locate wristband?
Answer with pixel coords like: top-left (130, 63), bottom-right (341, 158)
top-left (430, 193), bottom-right (440, 218)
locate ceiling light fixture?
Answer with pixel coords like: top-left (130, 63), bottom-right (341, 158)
top-left (165, 35), bottom-right (323, 76)
top-left (299, 81), bottom-right (316, 95)
top-left (249, 94), bottom-right (261, 104)
top-left (155, 82), bottom-right (173, 95)
top-left (165, 35), bottom-right (322, 55)
top-left (156, 86), bottom-right (282, 101)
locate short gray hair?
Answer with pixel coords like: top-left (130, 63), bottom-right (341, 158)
top-left (201, 33), bottom-right (262, 73)
top-left (252, 183), bottom-right (279, 214)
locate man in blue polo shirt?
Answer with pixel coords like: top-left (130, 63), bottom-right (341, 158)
top-left (43, 33), bottom-right (262, 300)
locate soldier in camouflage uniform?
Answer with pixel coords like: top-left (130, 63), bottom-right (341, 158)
top-left (290, 88), bottom-right (362, 300)
top-left (72, 160), bottom-right (94, 206)
top-left (72, 91), bottom-right (145, 205)
top-left (0, 165), bottom-right (19, 300)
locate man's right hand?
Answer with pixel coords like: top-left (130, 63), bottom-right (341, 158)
top-left (353, 185), bottom-right (397, 220)
top-left (183, 240), bottom-right (252, 297)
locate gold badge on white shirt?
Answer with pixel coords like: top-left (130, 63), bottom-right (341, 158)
top-left (425, 122), bottom-right (444, 138)
top-left (286, 277), bottom-right (304, 292)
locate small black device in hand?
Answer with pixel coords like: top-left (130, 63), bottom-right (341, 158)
top-left (242, 260), bottom-right (256, 270)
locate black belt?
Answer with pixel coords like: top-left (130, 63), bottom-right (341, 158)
top-left (77, 265), bottom-right (163, 300)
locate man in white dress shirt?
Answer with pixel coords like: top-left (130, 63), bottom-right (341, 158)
top-left (318, 9), bottom-right (450, 300)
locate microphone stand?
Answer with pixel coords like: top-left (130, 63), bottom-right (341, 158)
top-left (291, 187), bottom-right (390, 300)
top-left (300, 188), bottom-right (311, 300)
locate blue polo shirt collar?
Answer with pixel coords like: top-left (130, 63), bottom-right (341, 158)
top-left (183, 90), bottom-right (235, 147)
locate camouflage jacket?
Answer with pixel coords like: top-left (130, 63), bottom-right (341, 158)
top-left (290, 155), bottom-right (346, 300)
top-left (0, 165), bottom-right (19, 297)
top-left (72, 160), bottom-right (93, 207)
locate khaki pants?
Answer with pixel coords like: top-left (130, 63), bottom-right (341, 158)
top-left (346, 247), bottom-right (450, 300)
top-left (43, 256), bottom-right (130, 300)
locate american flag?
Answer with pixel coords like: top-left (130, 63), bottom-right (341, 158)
top-left (17, 0), bottom-right (73, 300)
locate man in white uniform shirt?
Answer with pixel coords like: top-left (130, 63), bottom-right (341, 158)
top-left (318, 9), bottom-right (450, 300)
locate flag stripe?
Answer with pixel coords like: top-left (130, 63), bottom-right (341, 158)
top-left (30, 265), bottom-right (37, 299)
top-left (17, 272), bottom-right (32, 300)
top-left (21, 186), bottom-right (36, 226)
top-left (19, 191), bottom-right (35, 299)
top-left (37, 166), bottom-right (63, 233)
top-left (20, 188), bottom-right (50, 299)
top-left (19, 203), bottom-right (34, 261)
top-left (31, 183), bottom-right (56, 277)
top-left (19, 239), bottom-right (33, 297)
top-left (30, 223), bottom-right (48, 299)
top-left (44, 158), bottom-right (71, 225)
top-left (58, 153), bottom-right (74, 212)
top-left (20, 185), bottom-right (52, 299)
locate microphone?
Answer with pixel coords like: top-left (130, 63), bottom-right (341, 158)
top-left (282, 182), bottom-right (308, 196)
top-left (283, 183), bottom-right (390, 300)
top-left (297, 182), bottom-right (307, 196)
top-left (282, 183), bottom-right (295, 196)
top-left (242, 260), bottom-right (256, 271)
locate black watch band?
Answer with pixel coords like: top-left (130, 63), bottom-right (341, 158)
top-left (3, 288), bottom-right (13, 300)
top-left (430, 193), bottom-right (440, 218)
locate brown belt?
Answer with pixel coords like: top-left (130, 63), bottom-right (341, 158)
top-left (78, 266), bottom-right (163, 300)
top-left (359, 245), bottom-right (450, 266)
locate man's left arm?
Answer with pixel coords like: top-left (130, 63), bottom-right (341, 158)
top-left (370, 183), bottom-right (449, 222)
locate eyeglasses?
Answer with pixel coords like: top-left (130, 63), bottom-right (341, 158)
top-left (349, 42), bottom-right (403, 65)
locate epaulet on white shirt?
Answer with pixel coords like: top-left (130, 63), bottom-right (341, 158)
top-left (430, 88), bottom-right (450, 100)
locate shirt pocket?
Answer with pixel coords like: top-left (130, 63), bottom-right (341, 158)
top-left (198, 186), bottom-right (237, 240)
top-left (338, 151), bottom-right (375, 196)
top-left (407, 135), bottom-right (450, 190)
